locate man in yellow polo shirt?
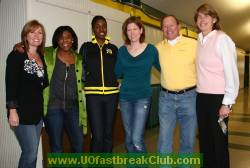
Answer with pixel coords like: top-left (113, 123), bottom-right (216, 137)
top-left (156, 15), bottom-right (197, 153)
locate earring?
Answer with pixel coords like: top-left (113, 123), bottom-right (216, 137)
top-left (72, 40), bottom-right (74, 43)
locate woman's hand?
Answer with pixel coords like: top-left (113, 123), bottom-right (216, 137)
top-left (8, 109), bottom-right (19, 127)
top-left (219, 105), bottom-right (231, 119)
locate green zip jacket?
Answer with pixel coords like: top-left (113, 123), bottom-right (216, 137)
top-left (43, 47), bottom-right (87, 134)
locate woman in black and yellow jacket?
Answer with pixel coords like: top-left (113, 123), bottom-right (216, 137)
top-left (79, 15), bottom-right (119, 152)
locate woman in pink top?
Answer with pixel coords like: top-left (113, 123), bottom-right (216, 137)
top-left (194, 4), bottom-right (239, 168)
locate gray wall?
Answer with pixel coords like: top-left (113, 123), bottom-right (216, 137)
top-left (0, 0), bottom-right (27, 167)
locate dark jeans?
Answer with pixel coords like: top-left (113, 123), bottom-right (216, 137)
top-left (45, 107), bottom-right (84, 153)
top-left (196, 93), bottom-right (229, 168)
top-left (14, 119), bottom-right (43, 168)
top-left (86, 94), bottom-right (118, 152)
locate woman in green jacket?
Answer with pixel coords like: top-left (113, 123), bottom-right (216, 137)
top-left (44, 26), bottom-right (87, 153)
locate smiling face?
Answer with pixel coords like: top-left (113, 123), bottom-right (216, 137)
top-left (27, 27), bottom-right (43, 48)
top-left (92, 19), bottom-right (107, 42)
top-left (57, 31), bottom-right (73, 52)
top-left (162, 16), bottom-right (180, 40)
top-left (126, 22), bottom-right (142, 43)
top-left (196, 12), bottom-right (216, 36)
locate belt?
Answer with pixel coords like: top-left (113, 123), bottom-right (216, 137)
top-left (161, 86), bottom-right (196, 94)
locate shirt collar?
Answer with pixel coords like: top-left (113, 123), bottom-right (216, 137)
top-left (165, 35), bottom-right (181, 46)
top-left (91, 35), bottom-right (110, 45)
top-left (198, 30), bottom-right (217, 44)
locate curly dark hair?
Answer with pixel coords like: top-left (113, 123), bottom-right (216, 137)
top-left (52, 26), bottom-right (78, 51)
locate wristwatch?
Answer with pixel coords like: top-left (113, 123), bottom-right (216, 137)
top-left (222, 104), bottom-right (232, 111)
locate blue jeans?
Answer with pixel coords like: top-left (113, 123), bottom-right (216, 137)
top-left (14, 120), bottom-right (43, 168)
top-left (120, 97), bottom-right (151, 153)
top-left (45, 107), bottom-right (83, 153)
top-left (158, 89), bottom-right (197, 153)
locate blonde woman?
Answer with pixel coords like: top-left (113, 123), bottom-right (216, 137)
top-left (5, 20), bottom-right (48, 168)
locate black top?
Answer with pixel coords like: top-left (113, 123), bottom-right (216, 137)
top-left (48, 57), bottom-right (78, 110)
top-left (79, 41), bottom-right (119, 94)
top-left (5, 51), bottom-right (49, 124)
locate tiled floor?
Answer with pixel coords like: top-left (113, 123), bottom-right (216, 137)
top-left (229, 88), bottom-right (250, 168)
top-left (113, 88), bottom-right (250, 168)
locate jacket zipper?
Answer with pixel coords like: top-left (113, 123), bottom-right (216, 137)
top-left (99, 45), bottom-right (105, 94)
top-left (64, 66), bottom-right (69, 110)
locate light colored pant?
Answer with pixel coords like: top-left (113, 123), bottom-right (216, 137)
top-left (158, 89), bottom-right (197, 154)
top-left (120, 97), bottom-right (151, 153)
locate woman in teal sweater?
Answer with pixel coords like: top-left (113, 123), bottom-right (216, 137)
top-left (115, 16), bottom-right (160, 152)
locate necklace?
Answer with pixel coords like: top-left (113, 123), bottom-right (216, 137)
top-left (28, 52), bottom-right (39, 59)
top-left (127, 43), bottom-right (147, 57)
top-left (28, 52), bottom-right (43, 68)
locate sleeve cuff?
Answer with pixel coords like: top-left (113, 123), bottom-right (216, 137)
top-left (222, 96), bottom-right (235, 105)
top-left (6, 101), bottom-right (18, 109)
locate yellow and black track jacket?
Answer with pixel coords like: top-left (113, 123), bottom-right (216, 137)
top-left (79, 36), bottom-right (119, 95)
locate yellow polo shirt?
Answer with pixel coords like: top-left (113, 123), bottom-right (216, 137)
top-left (156, 36), bottom-right (197, 90)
